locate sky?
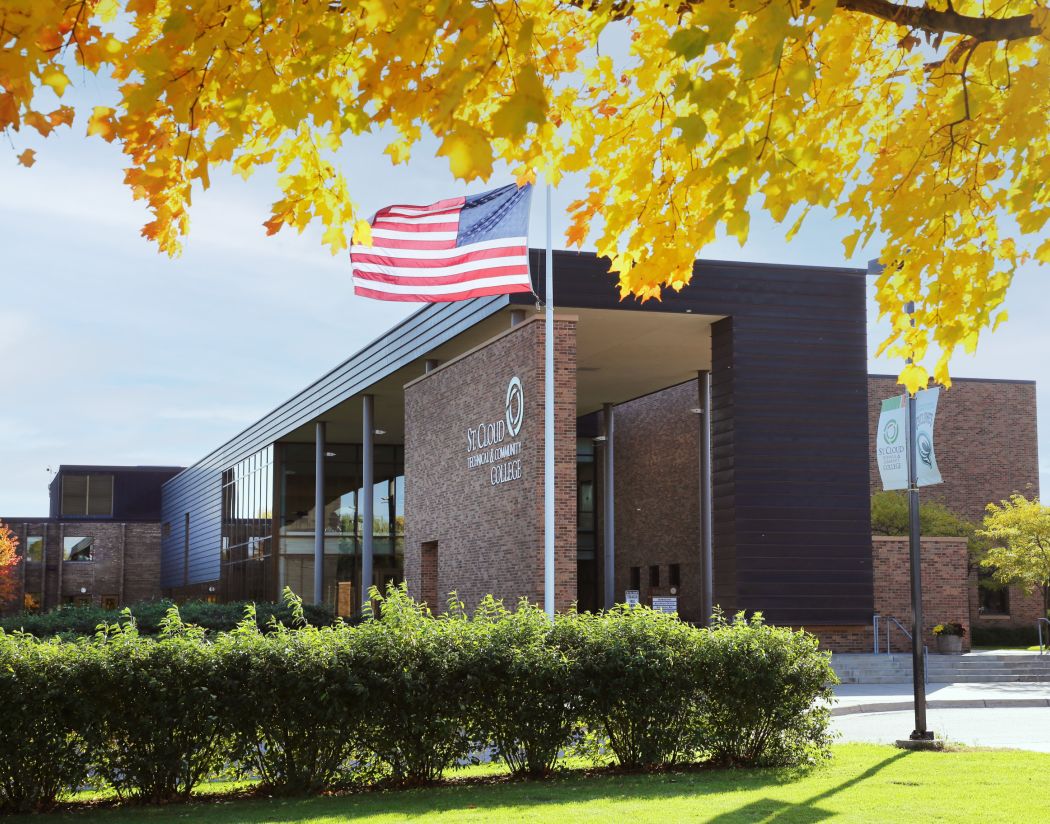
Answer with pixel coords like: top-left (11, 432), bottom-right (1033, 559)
top-left (1, 65), bottom-right (1048, 516)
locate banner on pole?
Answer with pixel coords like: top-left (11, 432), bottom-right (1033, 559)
top-left (914, 387), bottom-right (942, 487)
top-left (876, 388), bottom-right (942, 491)
top-left (876, 395), bottom-right (908, 491)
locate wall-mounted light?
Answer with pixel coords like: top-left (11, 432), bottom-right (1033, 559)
top-left (208, 586), bottom-right (216, 593)
top-left (592, 435), bottom-right (607, 443)
top-left (325, 451), bottom-right (337, 458)
top-left (79, 587), bottom-right (87, 594)
top-left (689, 408), bottom-right (703, 415)
top-left (374, 429), bottom-right (386, 436)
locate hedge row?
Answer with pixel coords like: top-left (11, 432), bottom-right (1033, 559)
top-left (0, 598), bottom-right (335, 638)
top-left (971, 624), bottom-right (1041, 648)
top-left (0, 587), bottom-right (836, 814)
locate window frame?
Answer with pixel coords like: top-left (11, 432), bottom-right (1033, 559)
top-left (60, 473), bottom-right (114, 518)
top-left (24, 535), bottom-right (45, 564)
top-left (62, 536), bottom-right (95, 563)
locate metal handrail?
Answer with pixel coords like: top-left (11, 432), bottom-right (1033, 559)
top-left (885, 615), bottom-right (928, 685)
top-left (1038, 618), bottom-right (1050, 655)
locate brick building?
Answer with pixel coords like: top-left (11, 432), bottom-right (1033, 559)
top-left (158, 251), bottom-right (880, 650)
top-left (3, 250), bottom-right (1026, 653)
top-left (867, 375), bottom-right (1042, 642)
top-left (3, 466), bottom-right (182, 613)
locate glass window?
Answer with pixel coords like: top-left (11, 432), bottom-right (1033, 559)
top-left (669, 564), bottom-right (681, 589)
top-left (630, 566), bottom-right (641, 590)
top-left (220, 446), bottom-right (275, 602)
top-left (61, 475), bottom-right (87, 515)
top-left (61, 474), bottom-right (114, 517)
top-left (978, 569), bottom-right (1009, 616)
top-left (649, 565), bottom-right (660, 588)
top-left (25, 535), bottom-right (44, 563)
top-left (87, 475), bottom-right (114, 516)
top-left (63, 536), bottom-right (94, 562)
top-left (277, 442), bottom-right (404, 611)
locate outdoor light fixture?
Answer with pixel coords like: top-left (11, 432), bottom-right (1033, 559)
top-left (325, 451), bottom-right (337, 458)
top-left (593, 435), bottom-right (607, 442)
top-left (79, 587), bottom-right (87, 594)
top-left (690, 407), bottom-right (703, 414)
top-left (208, 586), bottom-right (216, 593)
top-left (374, 429), bottom-right (386, 436)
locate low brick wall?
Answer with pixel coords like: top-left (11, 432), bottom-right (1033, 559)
top-left (804, 537), bottom-right (971, 653)
top-left (872, 535), bottom-right (971, 652)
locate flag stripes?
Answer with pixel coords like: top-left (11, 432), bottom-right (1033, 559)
top-left (351, 184), bottom-right (533, 303)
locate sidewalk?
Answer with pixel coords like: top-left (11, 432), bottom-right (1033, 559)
top-left (832, 681), bottom-right (1050, 716)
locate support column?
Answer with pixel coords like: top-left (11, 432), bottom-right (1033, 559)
top-left (603, 403), bottom-right (616, 609)
top-left (119, 522), bottom-right (126, 605)
top-left (362, 395), bottom-right (375, 607)
top-left (699, 370), bottom-right (713, 625)
top-left (313, 421), bottom-right (326, 605)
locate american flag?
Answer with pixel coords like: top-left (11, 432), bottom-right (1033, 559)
top-left (350, 183), bottom-right (534, 302)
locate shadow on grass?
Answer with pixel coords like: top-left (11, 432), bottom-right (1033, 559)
top-left (13, 752), bottom-right (912, 823)
top-left (704, 750), bottom-right (910, 824)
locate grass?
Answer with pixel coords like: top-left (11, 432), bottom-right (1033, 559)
top-left (8, 744), bottom-right (1050, 823)
top-left (971, 645), bottom-right (1044, 652)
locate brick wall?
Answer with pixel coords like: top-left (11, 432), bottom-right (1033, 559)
top-left (804, 537), bottom-right (971, 653)
top-left (403, 316), bottom-right (577, 613)
top-left (3, 518), bottom-right (163, 614)
top-left (868, 375), bottom-right (1042, 635)
top-left (872, 536), bottom-right (971, 651)
top-left (612, 381), bottom-right (704, 623)
top-left (867, 376), bottom-right (1038, 522)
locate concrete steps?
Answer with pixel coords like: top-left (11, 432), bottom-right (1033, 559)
top-left (831, 652), bottom-right (1050, 684)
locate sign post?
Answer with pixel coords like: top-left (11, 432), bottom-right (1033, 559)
top-left (875, 301), bottom-right (944, 749)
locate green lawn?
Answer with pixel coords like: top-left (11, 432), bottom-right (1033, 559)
top-left (11, 744), bottom-right (1050, 823)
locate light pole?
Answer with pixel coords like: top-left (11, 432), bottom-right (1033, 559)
top-left (904, 301), bottom-right (932, 743)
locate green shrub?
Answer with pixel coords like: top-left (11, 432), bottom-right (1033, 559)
top-left (0, 599), bottom-right (334, 638)
top-left (0, 632), bottom-right (95, 813)
top-left (215, 596), bottom-right (374, 794)
top-left (693, 611), bottom-right (835, 767)
top-left (971, 624), bottom-right (1041, 648)
top-left (85, 608), bottom-right (230, 803)
top-left (472, 597), bottom-right (585, 777)
top-left (354, 586), bottom-right (480, 784)
top-left (565, 605), bottom-right (701, 768)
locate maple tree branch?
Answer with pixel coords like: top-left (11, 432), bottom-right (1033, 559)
top-left (553, 0), bottom-right (1041, 43)
top-left (835, 0), bottom-right (1039, 43)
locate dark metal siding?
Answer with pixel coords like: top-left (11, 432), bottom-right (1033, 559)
top-left (160, 296), bottom-right (510, 589)
top-left (517, 251), bottom-right (873, 626)
top-left (48, 467), bottom-right (183, 522)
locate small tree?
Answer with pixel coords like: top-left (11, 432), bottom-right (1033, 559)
top-left (979, 495), bottom-right (1050, 620)
top-left (0, 521), bottom-right (20, 609)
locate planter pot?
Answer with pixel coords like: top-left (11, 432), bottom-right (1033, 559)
top-left (936, 634), bottom-right (963, 654)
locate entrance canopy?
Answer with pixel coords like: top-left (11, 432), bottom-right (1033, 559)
top-left (279, 306), bottom-right (720, 445)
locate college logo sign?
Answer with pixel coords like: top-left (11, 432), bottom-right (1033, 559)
top-left (505, 376), bottom-right (524, 437)
top-left (465, 377), bottom-right (525, 485)
top-left (875, 388), bottom-right (942, 491)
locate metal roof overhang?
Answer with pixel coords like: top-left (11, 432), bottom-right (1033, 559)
top-left (276, 305), bottom-right (721, 446)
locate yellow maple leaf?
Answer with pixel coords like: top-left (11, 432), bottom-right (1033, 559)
top-left (352, 219), bottom-right (372, 245)
top-left (40, 69), bottom-right (69, 97)
top-left (438, 125), bottom-right (493, 181)
top-left (87, 107), bottom-right (117, 141)
top-left (16, 149), bottom-right (36, 168)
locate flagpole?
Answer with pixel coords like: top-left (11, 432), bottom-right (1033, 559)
top-left (544, 183), bottom-right (555, 619)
